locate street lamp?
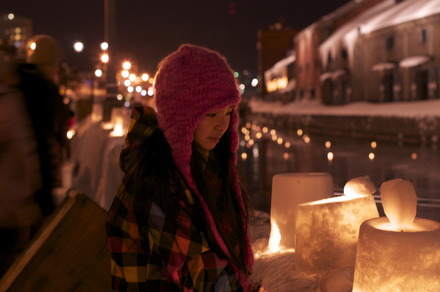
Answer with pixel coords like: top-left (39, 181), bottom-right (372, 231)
top-left (100, 52), bottom-right (109, 64)
top-left (73, 41), bottom-right (84, 53)
top-left (100, 42), bottom-right (109, 51)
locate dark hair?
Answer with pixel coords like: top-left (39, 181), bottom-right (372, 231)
top-left (118, 128), bottom-right (182, 243)
top-left (191, 130), bottom-right (252, 273)
top-left (118, 127), bottom-right (252, 273)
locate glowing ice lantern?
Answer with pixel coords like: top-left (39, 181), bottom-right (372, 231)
top-left (110, 108), bottom-right (128, 137)
top-left (268, 173), bottom-right (333, 251)
top-left (352, 179), bottom-right (440, 292)
top-left (294, 176), bottom-right (379, 275)
top-left (110, 117), bottom-right (124, 137)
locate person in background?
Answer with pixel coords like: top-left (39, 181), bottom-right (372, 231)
top-left (107, 44), bottom-right (266, 291)
top-left (0, 49), bottom-right (42, 276)
top-left (17, 34), bottom-right (73, 217)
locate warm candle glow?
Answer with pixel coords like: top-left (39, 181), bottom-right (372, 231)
top-left (268, 222), bottom-right (281, 253)
top-left (343, 176), bottom-right (376, 197)
top-left (353, 217), bottom-right (440, 292)
top-left (110, 118), bottom-right (124, 137)
top-left (269, 173), bottom-right (333, 250)
top-left (295, 194), bottom-right (378, 274)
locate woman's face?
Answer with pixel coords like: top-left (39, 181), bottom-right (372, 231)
top-left (194, 104), bottom-right (235, 151)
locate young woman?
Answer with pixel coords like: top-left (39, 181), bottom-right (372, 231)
top-left (107, 44), bottom-right (264, 291)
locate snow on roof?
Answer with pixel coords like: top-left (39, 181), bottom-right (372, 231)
top-left (319, 0), bottom-right (395, 70)
top-left (360, 0), bottom-right (440, 34)
top-left (320, 0), bottom-right (440, 71)
top-left (264, 54), bottom-right (296, 77)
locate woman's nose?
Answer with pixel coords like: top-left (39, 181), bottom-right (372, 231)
top-left (215, 115), bottom-right (229, 131)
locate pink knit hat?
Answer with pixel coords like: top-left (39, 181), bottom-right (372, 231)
top-left (154, 44), bottom-right (254, 275)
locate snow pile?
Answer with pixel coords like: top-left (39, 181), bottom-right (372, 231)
top-left (249, 211), bottom-right (355, 292)
top-left (248, 98), bottom-right (440, 118)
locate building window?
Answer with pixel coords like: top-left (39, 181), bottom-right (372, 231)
top-left (327, 52), bottom-right (332, 64)
top-left (421, 29), bottom-right (429, 44)
top-left (385, 36), bottom-right (394, 50)
top-left (341, 48), bottom-right (348, 60)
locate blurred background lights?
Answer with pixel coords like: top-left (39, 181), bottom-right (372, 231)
top-left (73, 41), bottom-right (84, 53)
top-left (327, 152), bottom-right (334, 161)
top-left (325, 141), bottom-right (331, 149)
top-left (241, 153), bottom-right (248, 160)
top-left (297, 129), bottom-right (303, 136)
top-left (116, 94), bottom-right (123, 100)
top-left (121, 70), bottom-right (129, 78)
top-left (94, 69), bottom-right (103, 78)
top-left (371, 141), bottom-right (377, 149)
top-left (411, 153), bottom-right (418, 160)
top-left (369, 152), bottom-right (375, 160)
top-left (122, 61), bottom-right (131, 70)
top-left (123, 80), bottom-right (131, 87)
top-left (127, 86), bottom-right (134, 93)
top-left (100, 53), bottom-right (109, 63)
top-left (251, 78), bottom-right (259, 87)
top-left (100, 42), bottom-right (109, 51)
top-left (141, 73), bottom-right (149, 81)
top-left (285, 142), bottom-right (291, 148)
top-left (7, 13), bottom-right (15, 20)
top-left (66, 129), bottom-right (75, 140)
top-left (256, 132), bottom-right (262, 139)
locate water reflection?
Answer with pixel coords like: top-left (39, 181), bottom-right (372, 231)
top-left (237, 120), bottom-right (440, 221)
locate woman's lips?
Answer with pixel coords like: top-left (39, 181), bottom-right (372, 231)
top-left (208, 137), bottom-right (221, 142)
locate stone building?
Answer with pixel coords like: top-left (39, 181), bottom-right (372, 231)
top-left (265, 0), bottom-right (440, 105)
top-left (352, 0), bottom-right (440, 103)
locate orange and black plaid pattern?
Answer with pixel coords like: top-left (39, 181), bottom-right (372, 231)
top-left (106, 106), bottom-right (246, 291)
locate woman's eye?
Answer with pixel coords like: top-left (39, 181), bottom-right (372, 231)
top-left (226, 111), bottom-right (233, 116)
top-left (206, 113), bottom-right (216, 117)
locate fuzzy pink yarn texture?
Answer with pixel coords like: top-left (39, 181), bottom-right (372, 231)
top-left (154, 44), bottom-right (254, 273)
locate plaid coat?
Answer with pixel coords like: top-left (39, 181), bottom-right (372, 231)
top-left (107, 107), bottom-right (250, 291)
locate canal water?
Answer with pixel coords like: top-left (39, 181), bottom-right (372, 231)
top-left (237, 116), bottom-right (440, 222)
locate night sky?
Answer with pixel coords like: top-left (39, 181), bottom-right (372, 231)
top-left (1, 0), bottom-right (350, 75)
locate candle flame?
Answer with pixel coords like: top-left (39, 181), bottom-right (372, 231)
top-left (268, 222), bottom-right (281, 253)
top-left (110, 121), bottom-right (124, 137)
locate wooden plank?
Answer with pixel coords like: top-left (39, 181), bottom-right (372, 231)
top-left (0, 192), bottom-right (111, 292)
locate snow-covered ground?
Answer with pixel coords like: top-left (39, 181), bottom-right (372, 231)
top-left (248, 98), bottom-right (440, 118)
